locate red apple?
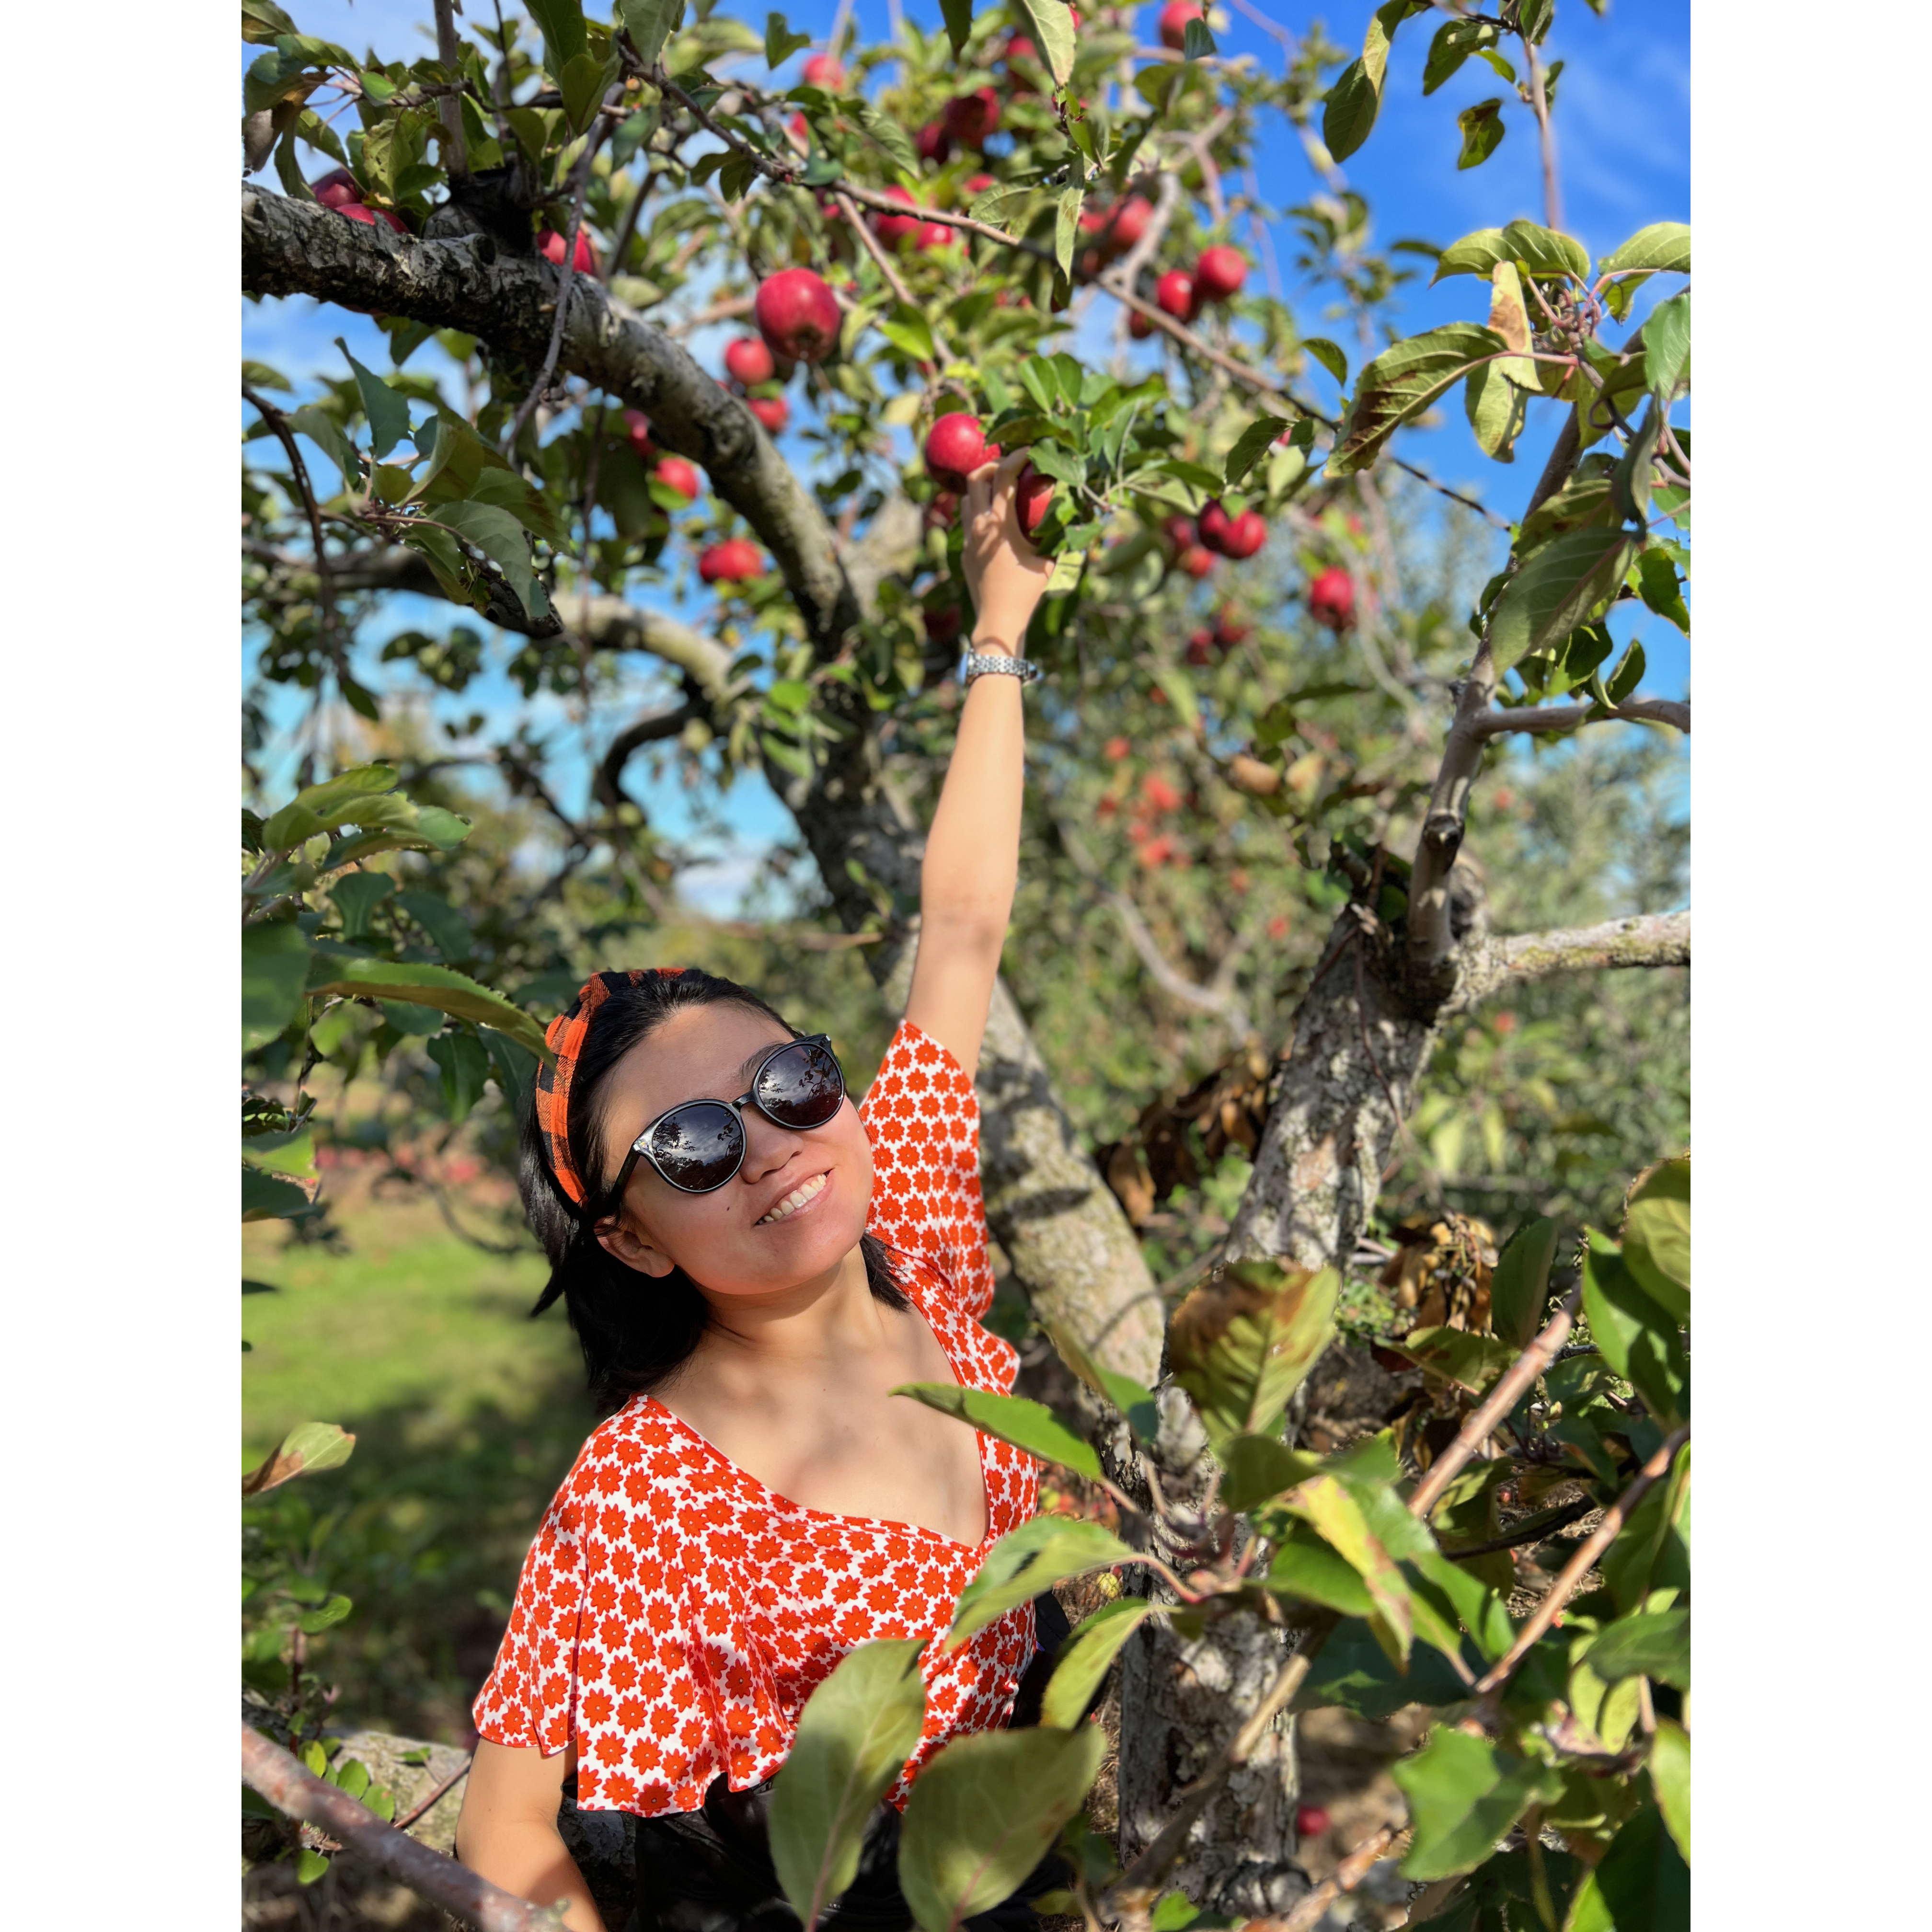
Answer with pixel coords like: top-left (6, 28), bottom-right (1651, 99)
top-left (801, 52), bottom-right (846, 90)
top-left (916, 119), bottom-right (954, 165)
top-left (1178, 544), bottom-right (1215, 578)
top-left (748, 395), bottom-right (790, 433)
top-left (1186, 630), bottom-right (1215, 667)
top-left (1268, 913), bottom-right (1291, 941)
top-left (724, 337), bottom-right (777, 388)
top-left (944, 87), bottom-right (1001, 152)
top-left (964, 172), bottom-right (996, 197)
top-left (1142, 774), bottom-right (1182, 813)
top-left (1105, 736), bottom-right (1132, 761)
top-left (1139, 833), bottom-right (1177, 867)
top-left (1155, 269), bottom-right (1195, 320)
top-left (786, 111), bottom-right (809, 148)
top-left (754, 267), bottom-right (842, 364)
top-left (1219, 509), bottom-right (1268, 559)
top-left (1015, 461), bottom-right (1055, 541)
top-left (1005, 33), bottom-right (1039, 65)
top-left (1158, 1), bottom-right (1204, 50)
top-left (916, 219), bottom-right (955, 252)
top-left (697, 538), bottom-right (767, 584)
top-left (925, 413), bottom-right (995, 491)
top-left (312, 168), bottom-right (362, 209)
top-left (336, 200), bottom-right (406, 232)
top-left (621, 409), bottom-right (655, 459)
top-left (1128, 308), bottom-right (1155, 340)
top-left (1307, 565), bottom-right (1355, 629)
top-left (1163, 515), bottom-right (1197, 551)
top-left (873, 184), bottom-right (927, 250)
top-left (1197, 500), bottom-right (1234, 554)
top-left (1194, 244), bottom-right (1247, 304)
top-left (1096, 794), bottom-right (1119, 817)
top-left (1212, 606), bottom-right (1249, 646)
top-left (1295, 1805), bottom-right (1332, 1838)
top-left (654, 456), bottom-right (702, 503)
top-left (1109, 196), bottom-right (1153, 253)
top-left (538, 227), bottom-right (599, 275)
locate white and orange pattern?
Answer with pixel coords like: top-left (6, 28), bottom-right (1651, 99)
top-left (471, 1018), bottom-right (1039, 1817)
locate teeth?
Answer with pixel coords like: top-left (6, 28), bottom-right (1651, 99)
top-left (756, 1172), bottom-right (828, 1225)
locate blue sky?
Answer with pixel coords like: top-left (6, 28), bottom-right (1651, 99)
top-left (245, 1), bottom-right (1688, 910)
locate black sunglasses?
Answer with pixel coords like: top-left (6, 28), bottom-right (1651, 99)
top-left (598, 1034), bottom-right (846, 1209)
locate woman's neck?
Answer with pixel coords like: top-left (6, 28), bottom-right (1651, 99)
top-left (687, 1241), bottom-right (887, 1389)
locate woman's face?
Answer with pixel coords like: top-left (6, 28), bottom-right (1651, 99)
top-left (588, 1002), bottom-right (874, 1298)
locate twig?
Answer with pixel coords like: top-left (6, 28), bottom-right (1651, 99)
top-left (243, 383), bottom-right (342, 664)
top-left (242, 1725), bottom-right (569, 1931)
top-left (1475, 696), bottom-right (1690, 737)
top-left (1408, 1288), bottom-right (1581, 1518)
top-left (1472, 1426), bottom-right (1689, 1699)
top-left (1439, 1494), bottom-right (1595, 1561)
top-left (1518, 33), bottom-right (1564, 234)
top-left (1279, 1824), bottom-right (1411, 1932)
top-left (433, 0), bottom-right (469, 181)
top-left (391, 1751), bottom-right (476, 1832)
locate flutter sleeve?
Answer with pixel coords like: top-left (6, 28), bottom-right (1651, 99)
top-left (859, 1017), bottom-right (998, 1320)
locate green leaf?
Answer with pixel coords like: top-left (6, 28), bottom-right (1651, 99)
top-left (295, 1849), bottom-right (331, 1885)
top-left (1054, 184), bottom-right (1083, 285)
top-left (1648, 1719), bottom-right (1690, 1864)
top-left (1181, 17), bottom-right (1216, 58)
top-left (526, 0), bottom-right (588, 78)
top-left (243, 1166), bottom-right (312, 1223)
top-left (1622, 1158), bottom-right (1690, 1312)
top-left (1321, 1), bottom-right (1425, 162)
top-left (287, 403), bottom-right (357, 487)
top-left (620, 0), bottom-right (684, 66)
top-left (1563, 1801), bottom-right (1688, 1932)
top-left (1011, 0), bottom-right (1077, 89)
top-left (1502, 219), bottom-right (1591, 281)
top-left (1598, 223), bottom-right (1690, 281)
top-left (243, 1421), bottom-right (357, 1495)
top-left (891, 1384), bottom-right (1099, 1482)
top-left (1170, 1263), bottom-right (1338, 1444)
top-left (897, 1725), bottom-right (1104, 1932)
top-left (242, 921), bottom-right (312, 1051)
top-left (1391, 1325), bottom-right (1519, 1394)
top-left (1392, 1728), bottom-right (1563, 1882)
top-left (300, 1593), bottom-right (355, 1636)
top-left (1584, 1608), bottom-right (1689, 1688)
top-left (1423, 17), bottom-right (1500, 94)
top-left (1580, 1236), bottom-right (1687, 1428)
top-left (1456, 99), bottom-right (1506, 171)
top-left (939, 0), bottom-right (974, 59)
top-left (1633, 551), bottom-right (1689, 633)
top-left (1287, 1473), bottom-right (1413, 1666)
top-left (428, 1029), bottom-right (491, 1123)
top-left (1488, 527), bottom-right (1640, 676)
top-left (328, 869), bottom-right (395, 942)
top-left (243, 1127), bottom-right (316, 1180)
top-left (1644, 291), bottom-right (1690, 398)
top-left (1037, 1322), bottom-right (1159, 1439)
top-left (1491, 1217), bottom-right (1559, 1350)
top-left (1040, 1598), bottom-right (1153, 1728)
top-left (1432, 228), bottom-right (1512, 283)
top-left (1302, 338), bottom-right (1348, 386)
top-left (392, 889), bottom-right (473, 962)
top-left (770, 1638), bottom-right (928, 1929)
top-left (1223, 413), bottom-right (1293, 488)
top-left (338, 343), bottom-right (412, 460)
top-left (946, 1516), bottom-right (1136, 1650)
top-left (879, 304), bottom-right (936, 363)
top-left (324, 802), bottom-right (473, 870)
top-left (1465, 361), bottom-right (1526, 462)
top-left (1330, 324), bottom-right (1505, 474)
top-left (434, 500), bottom-right (547, 621)
top-left (1218, 1434), bottom-right (1320, 1513)
top-left (304, 952), bottom-right (551, 1059)
top-left (1265, 1520), bottom-right (1375, 1619)
top-left (764, 12), bottom-right (813, 67)
top-left (259, 764), bottom-right (399, 850)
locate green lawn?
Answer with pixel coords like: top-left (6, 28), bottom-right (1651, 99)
top-left (244, 1189), bottom-right (605, 1743)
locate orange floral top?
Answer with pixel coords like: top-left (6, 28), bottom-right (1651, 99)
top-left (471, 1017), bottom-right (1038, 1817)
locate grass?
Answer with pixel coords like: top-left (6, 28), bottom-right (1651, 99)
top-left (243, 1180), bottom-right (605, 1743)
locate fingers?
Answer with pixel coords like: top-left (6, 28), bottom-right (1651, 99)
top-left (966, 460), bottom-right (994, 526)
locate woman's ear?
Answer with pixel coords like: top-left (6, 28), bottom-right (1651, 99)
top-left (594, 1211), bottom-right (674, 1277)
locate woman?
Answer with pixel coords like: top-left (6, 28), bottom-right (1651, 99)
top-left (455, 456), bottom-right (1087, 1932)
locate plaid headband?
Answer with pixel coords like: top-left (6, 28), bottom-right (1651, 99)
top-left (534, 966), bottom-right (686, 1209)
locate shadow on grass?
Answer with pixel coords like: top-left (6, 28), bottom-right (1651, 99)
top-left (247, 1370), bottom-right (604, 1745)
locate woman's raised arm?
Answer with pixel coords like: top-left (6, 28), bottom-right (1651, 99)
top-left (905, 453), bottom-right (1054, 1082)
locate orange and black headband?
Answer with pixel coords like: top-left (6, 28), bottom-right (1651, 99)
top-left (534, 966), bottom-right (686, 1209)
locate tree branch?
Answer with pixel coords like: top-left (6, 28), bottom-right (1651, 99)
top-left (595, 694), bottom-right (703, 808)
top-left (1474, 695), bottom-right (1689, 737)
top-left (242, 1725), bottom-right (568, 1932)
top-left (241, 188), bottom-right (860, 654)
top-left (1444, 910), bottom-right (1690, 1014)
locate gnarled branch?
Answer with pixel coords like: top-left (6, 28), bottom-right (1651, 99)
top-left (1475, 695), bottom-right (1690, 738)
top-left (1445, 910), bottom-right (1690, 1014)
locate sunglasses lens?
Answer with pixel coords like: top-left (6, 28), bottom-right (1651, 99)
top-left (652, 1101), bottom-right (743, 1191)
top-left (757, 1039), bottom-right (844, 1127)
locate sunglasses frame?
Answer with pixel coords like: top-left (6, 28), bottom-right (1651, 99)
top-left (595, 1033), bottom-right (845, 1214)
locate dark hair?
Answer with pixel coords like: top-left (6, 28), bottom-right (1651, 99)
top-left (519, 964), bottom-right (908, 1416)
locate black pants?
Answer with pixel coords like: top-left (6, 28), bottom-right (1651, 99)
top-left (622, 1593), bottom-right (1085, 1932)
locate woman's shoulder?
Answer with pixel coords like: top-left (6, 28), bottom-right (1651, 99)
top-left (547, 1399), bottom-right (706, 1523)
top-left (859, 1017), bottom-right (978, 1125)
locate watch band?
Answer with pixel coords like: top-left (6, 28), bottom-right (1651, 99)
top-left (960, 647), bottom-right (1043, 685)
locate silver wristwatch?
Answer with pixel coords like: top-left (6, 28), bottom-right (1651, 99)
top-left (959, 646), bottom-right (1043, 686)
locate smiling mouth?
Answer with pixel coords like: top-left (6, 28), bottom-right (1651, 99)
top-left (754, 1170), bottom-right (831, 1227)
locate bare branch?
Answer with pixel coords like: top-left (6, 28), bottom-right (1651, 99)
top-left (1474, 695), bottom-right (1689, 737)
top-left (242, 1725), bottom-right (569, 1932)
top-left (595, 695), bottom-right (703, 808)
top-left (1446, 910), bottom-right (1690, 1014)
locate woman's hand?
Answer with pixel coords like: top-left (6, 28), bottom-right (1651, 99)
top-left (961, 451), bottom-right (1055, 649)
